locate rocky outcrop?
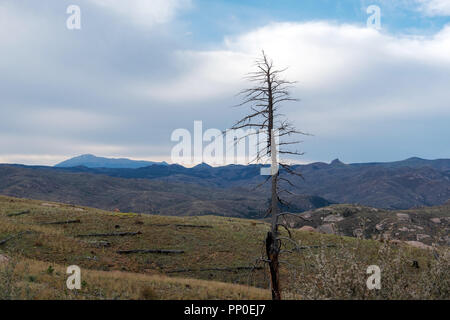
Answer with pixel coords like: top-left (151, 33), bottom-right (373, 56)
top-left (283, 203), bottom-right (449, 245)
top-left (430, 218), bottom-right (441, 224)
top-left (323, 214), bottom-right (344, 222)
top-left (405, 241), bottom-right (433, 250)
top-left (0, 254), bottom-right (10, 265)
top-left (318, 223), bottom-right (336, 234)
top-left (298, 226), bottom-right (317, 232)
top-left (396, 213), bottom-right (410, 221)
top-left (416, 234), bottom-right (431, 241)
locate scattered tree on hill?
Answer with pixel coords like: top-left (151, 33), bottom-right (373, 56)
top-left (229, 51), bottom-right (308, 300)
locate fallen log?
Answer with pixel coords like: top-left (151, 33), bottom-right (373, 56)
top-left (294, 244), bottom-right (337, 251)
top-left (0, 231), bottom-right (32, 246)
top-left (175, 224), bottom-right (213, 229)
top-left (87, 240), bottom-right (111, 248)
top-left (148, 224), bottom-right (213, 229)
top-left (167, 266), bottom-right (263, 273)
top-left (7, 210), bottom-right (31, 217)
top-left (41, 219), bottom-right (81, 225)
top-left (117, 249), bottom-right (184, 254)
top-left (76, 231), bottom-right (142, 237)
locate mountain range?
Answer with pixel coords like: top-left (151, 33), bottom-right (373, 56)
top-left (0, 156), bottom-right (449, 217)
top-left (55, 154), bottom-right (167, 169)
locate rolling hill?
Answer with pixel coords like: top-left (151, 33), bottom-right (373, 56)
top-left (0, 164), bottom-right (331, 218)
top-left (281, 203), bottom-right (450, 246)
top-left (0, 196), bottom-right (448, 300)
top-left (0, 157), bottom-right (449, 216)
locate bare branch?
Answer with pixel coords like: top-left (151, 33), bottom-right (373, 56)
top-left (228, 50), bottom-right (311, 301)
top-left (276, 223), bottom-right (292, 239)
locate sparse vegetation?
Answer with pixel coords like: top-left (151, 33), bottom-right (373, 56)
top-left (0, 195), bottom-right (448, 300)
top-left (285, 237), bottom-right (449, 299)
top-left (0, 257), bottom-right (269, 300)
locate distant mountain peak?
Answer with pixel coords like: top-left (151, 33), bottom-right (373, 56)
top-left (55, 154), bottom-right (167, 169)
top-left (330, 158), bottom-right (345, 166)
top-left (75, 154), bottom-right (96, 159)
top-left (193, 162), bottom-right (212, 169)
top-left (405, 157), bottom-right (425, 161)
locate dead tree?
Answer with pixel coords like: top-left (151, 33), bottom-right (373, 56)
top-left (41, 219), bottom-right (81, 225)
top-left (75, 231), bottom-right (142, 237)
top-left (229, 51), bottom-right (308, 300)
top-left (0, 231), bottom-right (33, 246)
top-left (7, 210), bottom-right (31, 217)
top-left (117, 249), bottom-right (184, 254)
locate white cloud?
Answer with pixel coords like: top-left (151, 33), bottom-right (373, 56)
top-left (0, 154), bottom-right (68, 166)
top-left (132, 50), bottom-right (252, 103)
top-left (417, 0), bottom-right (450, 16)
top-left (0, 3), bottom-right (51, 46)
top-left (90, 0), bottom-right (191, 27)
top-left (1, 1), bottom-right (449, 164)
top-left (0, 134), bottom-right (127, 165)
top-left (143, 21), bottom-right (450, 139)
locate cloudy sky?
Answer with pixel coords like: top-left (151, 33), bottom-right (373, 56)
top-left (0, 0), bottom-right (449, 165)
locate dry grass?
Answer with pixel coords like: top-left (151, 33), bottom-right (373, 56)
top-left (0, 257), bottom-right (270, 300)
top-left (283, 237), bottom-right (449, 300)
top-left (0, 195), bottom-right (448, 300)
top-left (0, 195), bottom-right (325, 286)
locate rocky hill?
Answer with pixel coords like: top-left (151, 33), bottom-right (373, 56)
top-left (284, 203), bottom-right (450, 246)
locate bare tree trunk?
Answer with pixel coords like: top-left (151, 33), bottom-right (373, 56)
top-left (266, 231), bottom-right (281, 300)
top-left (267, 161), bottom-right (281, 299)
top-left (267, 73), bottom-right (281, 299)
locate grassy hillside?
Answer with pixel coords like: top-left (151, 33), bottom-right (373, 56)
top-left (0, 196), bottom-right (448, 300)
top-left (1, 258), bottom-right (269, 300)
